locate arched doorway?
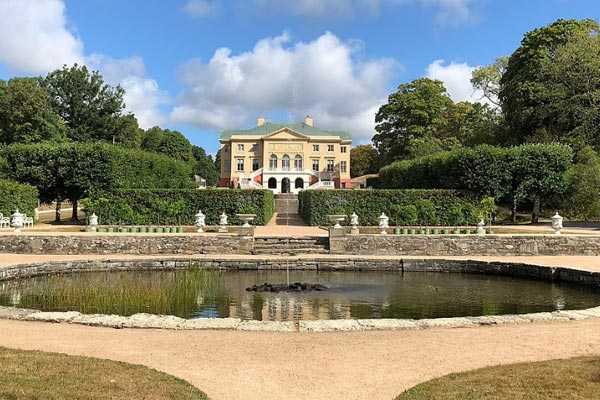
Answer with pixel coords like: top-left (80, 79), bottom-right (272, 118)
top-left (268, 177), bottom-right (277, 189)
top-left (281, 178), bottom-right (291, 193)
top-left (295, 177), bottom-right (304, 189)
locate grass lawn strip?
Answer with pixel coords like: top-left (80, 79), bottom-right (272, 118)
top-left (397, 356), bottom-right (600, 399)
top-left (0, 346), bottom-right (208, 399)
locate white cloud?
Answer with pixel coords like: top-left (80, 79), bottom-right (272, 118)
top-left (251, 0), bottom-right (480, 25)
top-left (0, 0), bottom-right (168, 130)
top-left (425, 59), bottom-right (487, 103)
top-left (183, 0), bottom-right (220, 17)
top-left (0, 0), bottom-right (84, 74)
top-left (171, 32), bottom-right (399, 143)
top-left (87, 54), bottom-right (169, 129)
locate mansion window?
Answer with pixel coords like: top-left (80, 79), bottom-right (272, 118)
top-left (341, 146), bottom-right (347, 153)
top-left (224, 145), bottom-right (229, 153)
top-left (282, 155), bottom-right (290, 171)
top-left (236, 158), bottom-right (244, 171)
top-left (312, 144), bottom-right (319, 152)
top-left (269, 155), bottom-right (277, 170)
top-left (294, 155), bottom-right (303, 170)
top-left (340, 161), bottom-right (347, 173)
top-left (327, 159), bottom-right (334, 172)
top-left (237, 144), bottom-right (244, 152)
top-left (312, 159), bottom-right (319, 171)
top-left (252, 158), bottom-right (259, 171)
top-left (327, 144), bottom-right (334, 152)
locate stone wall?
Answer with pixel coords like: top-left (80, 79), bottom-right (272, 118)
top-left (330, 233), bottom-right (600, 256)
top-left (0, 234), bottom-right (253, 255)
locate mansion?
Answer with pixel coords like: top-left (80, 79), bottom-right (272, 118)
top-left (219, 116), bottom-right (352, 194)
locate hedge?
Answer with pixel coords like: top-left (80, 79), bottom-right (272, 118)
top-left (298, 189), bottom-right (483, 226)
top-left (82, 189), bottom-right (274, 226)
top-left (0, 179), bottom-right (38, 217)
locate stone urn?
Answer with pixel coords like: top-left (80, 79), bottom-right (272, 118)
top-left (10, 210), bottom-right (24, 233)
top-left (328, 214), bottom-right (346, 229)
top-left (236, 214), bottom-right (256, 227)
top-left (551, 212), bottom-right (563, 235)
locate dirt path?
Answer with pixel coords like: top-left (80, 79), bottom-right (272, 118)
top-left (1, 318), bottom-right (600, 400)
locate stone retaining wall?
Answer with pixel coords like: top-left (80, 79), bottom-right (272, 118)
top-left (330, 233), bottom-right (600, 256)
top-left (0, 234), bottom-right (253, 255)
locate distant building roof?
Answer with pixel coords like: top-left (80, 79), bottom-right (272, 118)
top-left (220, 121), bottom-right (352, 141)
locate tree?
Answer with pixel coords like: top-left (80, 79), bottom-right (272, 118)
top-left (157, 130), bottom-right (194, 163)
top-left (192, 145), bottom-right (219, 187)
top-left (499, 19), bottom-right (600, 143)
top-left (542, 31), bottom-right (600, 151)
top-left (0, 77), bottom-right (66, 144)
top-left (374, 78), bottom-right (453, 164)
top-left (471, 57), bottom-right (507, 107)
top-left (112, 114), bottom-right (143, 149)
top-left (42, 64), bottom-right (126, 142)
top-left (350, 144), bottom-right (378, 177)
top-left (564, 146), bottom-right (600, 220)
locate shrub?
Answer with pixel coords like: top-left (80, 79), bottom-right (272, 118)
top-left (298, 189), bottom-right (479, 226)
top-left (82, 189), bottom-right (274, 226)
top-left (0, 179), bottom-right (38, 217)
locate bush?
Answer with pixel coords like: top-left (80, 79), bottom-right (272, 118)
top-left (82, 189), bottom-right (274, 226)
top-left (0, 179), bottom-right (38, 217)
top-left (298, 189), bottom-right (480, 226)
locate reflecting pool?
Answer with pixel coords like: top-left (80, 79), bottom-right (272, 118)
top-left (1, 269), bottom-right (599, 321)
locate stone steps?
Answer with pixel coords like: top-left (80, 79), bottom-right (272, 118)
top-left (252, 237), bottom-right (329, 255)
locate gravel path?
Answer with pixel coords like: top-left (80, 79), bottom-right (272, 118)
top-left (1, 318), bottom-right (600, 400)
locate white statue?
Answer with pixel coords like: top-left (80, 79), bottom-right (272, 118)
top-left (219, 212), bottom-right (228, 233)
top-left (476, 218), bottom-right (486, 235)
top-left (195, 210), bottom-right (206, 233)
top-left (551, 212), bottom-right (563, 235)
top-left (378, 212), bottom-right (389, 235)
top-left (89, 213), bottom-right (99, 232)
top-left (350, 212), bottom-right (359, 234)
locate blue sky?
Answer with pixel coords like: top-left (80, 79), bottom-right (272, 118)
top-left (0, 0), bottom-right (598, 154)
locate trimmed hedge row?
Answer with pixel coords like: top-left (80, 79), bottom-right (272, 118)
top-left (298, 189), bottom-right (482, 226)
top-left (82, 189), bottom-right (274, 226)
top-left (0, 179), bottom-right (38, 217)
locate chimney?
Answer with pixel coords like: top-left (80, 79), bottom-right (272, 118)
top-left (257, 116), bottom-right (266, 126)
top-left (305, 115), bottom-right (313, 126)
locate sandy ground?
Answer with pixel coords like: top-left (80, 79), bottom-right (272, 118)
top-left (1, 318), bottom-right (599, 400)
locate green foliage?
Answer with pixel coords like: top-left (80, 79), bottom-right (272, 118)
top-left (0, 77), bottom-right (66, 145)
top-left (500, 18), bottom-right (600, 144)
top-left (1, 143), bottom-right (193, 208)
top-left (0, 179), bottom-right (38, 217)
top-left (42, 64), bottom-right (126, 143)
top-left (82, 189), bottom-right (274, 226)
top-left (141, 126), bottom-right (194, 163)
top-left (564, 147), bottom-right (600, 220)
top-left (389, 204), bottom-right (418, 226)
top-left (378, 144), bottom-right (572, 212)
top-left (192, 145), bottom-right (219, 187)
top-left (350, 144), bottom-right (379, 177)
top-left (470, 56), bottom-right (508, 108)
top-left (298, 189), bottom-right (479, 226)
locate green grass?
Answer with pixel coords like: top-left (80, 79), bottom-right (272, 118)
top-left (397, 356), bottom-right (600, 399)
top-left (0, 346), bottom-right (208, 399)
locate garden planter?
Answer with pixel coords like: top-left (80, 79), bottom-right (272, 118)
top-left (84, 228), bottom-right (92, 232)
top-left (464, 229), bottom-right (471, 234)
top-left (393, 228), bottom-right (400, 234)
top-left (139, 227), bottom-right (147, 233)
top-left (130, 227), bottom-right (138, 233)
top-left (441, 229), bottom-right (449, 234)
top-left (408, 229), bottom-right (415, 234)
top-left (424, 228), bottom-right (430, 234)
top-left (176, 227), bottom-right (183, 233)
top-left (452, 229), bottom-right (460, 234)
top-left (487, 230), bottom-right (494, 234)
top-left (97, 228), bottom-right (106, 233)
top-left (401, 228), bottom-right (408, 234)
top-left (432, 229), bottom-right (439, 234)
top-left (155, 227), bottom-right (164, 233)
top-left (419, 229), bottom-right (426, 235)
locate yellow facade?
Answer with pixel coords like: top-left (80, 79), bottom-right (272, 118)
top-left (219, 117), bottom-right (352, 193)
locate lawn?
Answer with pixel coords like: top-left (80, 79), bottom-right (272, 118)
top-left (0, 347), bottom-right (208, 399)
top-left (397, 356), bottom-right (600, 399)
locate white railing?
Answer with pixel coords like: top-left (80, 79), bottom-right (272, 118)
top-left (306, 180), bottom-right (335, 190)
top-left (240, 180), bottom-right (263, 189)
top-left (250, 167), bottom-right (263, 179)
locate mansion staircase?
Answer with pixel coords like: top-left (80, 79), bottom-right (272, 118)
top-left (273, 194), bottom-right (304, 225)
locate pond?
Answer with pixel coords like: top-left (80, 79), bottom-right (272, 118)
top-left (1, 269), bottom-right (599, 321)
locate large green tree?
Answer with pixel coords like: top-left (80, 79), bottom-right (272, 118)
top-left (470, 57), bottom-right (507, 108)
top-left (350, 144), bottom-right (378, 177)
top-left (191, 145), bottom-right (219, 187)
top-left (0, 77), bottom-right (66, 144)
top-left (499, 19), bottom-right (600, 144)
top-left (373, 78), bottom-right (454, 164)
top-left (42, 64), bottom-right (126, 142)
top-left (141, 126), bottom-right (194, 163)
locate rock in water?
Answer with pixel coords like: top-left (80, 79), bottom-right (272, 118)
top-left (245, 283), bottom-right (328, 293)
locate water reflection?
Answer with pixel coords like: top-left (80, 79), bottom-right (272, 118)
top-left (0, 269), bottom-right (599, 321)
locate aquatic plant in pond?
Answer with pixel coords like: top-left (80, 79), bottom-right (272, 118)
top-left (11, 267), bottom-right (223, 318)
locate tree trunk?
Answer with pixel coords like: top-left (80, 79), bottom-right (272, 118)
top-left (55, 197), bottom-right (62, 223)
top-left (531, 197), bottom-right (540, 224)
top-left (511, 195), bottom-right (517, 223)
top-left (71, 200), bottom-right (78, 221)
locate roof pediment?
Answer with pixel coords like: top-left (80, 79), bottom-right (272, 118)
top-left (262, 128), bottom-right (310, 140)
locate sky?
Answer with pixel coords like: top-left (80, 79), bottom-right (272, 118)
top-left (0, 0), bottom-right (598, 154)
